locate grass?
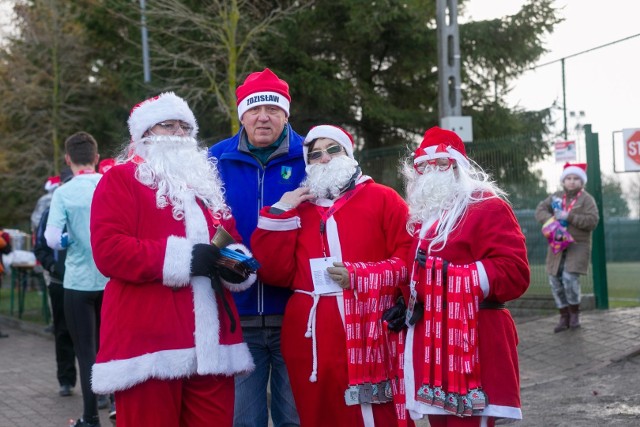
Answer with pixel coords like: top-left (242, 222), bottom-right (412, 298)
top-left (524, 262), bottom-right (639, 308)
top-left (1, 262), bottom-right (638, 324)
top-left (0, 271), bottom-right (50, 324)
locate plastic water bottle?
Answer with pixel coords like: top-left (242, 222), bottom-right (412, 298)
top-left (551, 196), bottom-right (568, 227)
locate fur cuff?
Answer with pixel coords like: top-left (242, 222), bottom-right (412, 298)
top-left (163, 236), bottom-right (193, 287)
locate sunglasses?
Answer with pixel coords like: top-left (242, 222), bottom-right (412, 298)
top-left (307, 144), bottom-right (344, 161)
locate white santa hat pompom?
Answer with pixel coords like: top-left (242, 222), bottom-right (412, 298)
top-left (44, 176), bottom-right (61, 192)
top-left (303, 125), bottom-right (355, 165)
top-left (127, 92), bottom-right (198, 144)
top-left (560, 162), bottom-right (587, 184)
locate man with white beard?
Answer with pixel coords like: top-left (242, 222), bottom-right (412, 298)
top-left (251, 125), bottom-right (414, 427)
top-left (89, 92), bottom-right (256, 427)
top-left (385, 126), bottom-right (530, 427)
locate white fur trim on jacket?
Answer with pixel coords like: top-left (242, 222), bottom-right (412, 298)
top-left (219, 243), bottom-right (256, 292)
top-left (257, 215), bottom-right (301, 231)
top-left (91, 342), bottom-right (254, 394)
top-left (163, 236), bottom-right (193, 287)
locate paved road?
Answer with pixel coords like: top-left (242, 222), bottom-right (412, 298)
top-left (2, 307), bottom-right (640, 426)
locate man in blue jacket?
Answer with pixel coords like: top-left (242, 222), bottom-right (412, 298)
top-left (209, 68), bottom-right (305, 427)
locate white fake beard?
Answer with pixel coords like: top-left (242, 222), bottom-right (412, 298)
top-left (405, 165), bottom-right (461, 221)
top-left (134, 135), bottom-right (229, 221)
top-left (302, 156), bottom-right (359, 199)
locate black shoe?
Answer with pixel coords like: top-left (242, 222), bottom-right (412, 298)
top-left (73, 418), bottom-right (101, 427)
top-left (59, 384), bottom-right (72, 397)
top-left (97, 394), bottom-right (109, 410)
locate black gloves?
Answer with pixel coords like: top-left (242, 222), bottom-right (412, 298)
top-left (190, 244), bottom-right (221, 278)
top-left (218, 266), bottom-right (248, 284)
top-left (382, 296), bottom-right (408, 332)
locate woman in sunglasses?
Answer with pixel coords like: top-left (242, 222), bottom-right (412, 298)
top-left (251, 125), bottom-right (414, 426)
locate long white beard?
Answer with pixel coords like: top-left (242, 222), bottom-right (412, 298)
top-left (133, 135), bottom-right (229, 221)
top-left (302, 156), bottom-right (359, 199)
top-left (403, 163), bottom-right (470, 252)
top-left (402, 160), bottom-right (504, 252)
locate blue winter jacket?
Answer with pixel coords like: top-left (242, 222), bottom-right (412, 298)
top-left (208, 124), bottom-right (306, 319)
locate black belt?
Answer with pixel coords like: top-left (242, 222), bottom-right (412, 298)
top-left (479, 300), bottom-right (506, 310)
top-left (240, 315), bottom-right (284, 328)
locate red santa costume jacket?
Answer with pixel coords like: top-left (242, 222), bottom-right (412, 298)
top-left (251, 177), bottom-right (413, 427)
top-left (403, 196), bottom-right (529, 421)
top-left (90, 161), bottom-right (255, 394)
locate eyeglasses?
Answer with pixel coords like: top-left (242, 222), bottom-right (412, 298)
top-left (414, 158), bottom-right (454, 174)
top-left (155, 121), bottom-right (194, 134)
top-left (307, 145), bottom-right (344, 161)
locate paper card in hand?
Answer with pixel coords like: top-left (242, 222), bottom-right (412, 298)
top-left (541, 218), bottom-right (574, 254)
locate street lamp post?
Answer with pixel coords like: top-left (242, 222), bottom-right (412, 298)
top-left (140, 0), bottom-right (151, 83)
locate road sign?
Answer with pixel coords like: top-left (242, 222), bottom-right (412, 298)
top-left (554, 140), bottom-right (576, 162)
top-left (623, 128), bottom-right (640, 171)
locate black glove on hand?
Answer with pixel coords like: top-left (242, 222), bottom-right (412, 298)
top-left (218, 266), bottom-right (249, 284)
top-left (416, 249), bottom-right (426, 268)
top-left (190, 244), bottom-right (221, 277)
top-left (382, 296), bottom-right (408, 332)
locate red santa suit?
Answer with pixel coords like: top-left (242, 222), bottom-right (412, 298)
top-left (251, 176), bottom-right (413, 427)
top-left (90, 161), bottom-right (255, 395)
top-left (403, 196), bottom-right (529, 422)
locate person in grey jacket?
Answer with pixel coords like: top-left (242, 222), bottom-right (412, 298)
top-left (535, 162), bottom-right (599, 332)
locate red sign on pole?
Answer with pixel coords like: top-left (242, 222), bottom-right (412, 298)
top-left (627, 131), bottom-right (640, 165)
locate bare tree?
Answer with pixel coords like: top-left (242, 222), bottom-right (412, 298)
top-left (106, 0), bottom-right (312, 134)
top-left (0, 0), bottom-right (98, 224)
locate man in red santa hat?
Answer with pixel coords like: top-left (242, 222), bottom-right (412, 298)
top-left (90, 92), bottom-right (256, 427)
top-left (384, 126), bottom-right (530, 426)
top-left (251, 125), bottom-right (414, 427)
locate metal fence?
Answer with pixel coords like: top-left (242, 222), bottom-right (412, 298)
top-left (356, 136), bottom-right (640, 299)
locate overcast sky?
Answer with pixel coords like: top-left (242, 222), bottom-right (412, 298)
top-left (463, 0), bottom-right (640, 197)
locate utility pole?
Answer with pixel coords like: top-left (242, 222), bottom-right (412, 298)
top-left (436, 0), bottom-right (472, 142)
top-left (140, 0), bottom-right (151, 83)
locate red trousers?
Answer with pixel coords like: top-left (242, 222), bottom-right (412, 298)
top-left (115, 374), bottom-right (234, 427)
top-left (428, 415), bottom-right (495, 427)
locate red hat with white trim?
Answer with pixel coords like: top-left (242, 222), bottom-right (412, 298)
top-left (236, 68), bottom-right (291, 120)
top-left (128, 92), bottom-right (198, 144)
top-left (44, 176), bottom-right (61, 192)
top-left (560, 162), bottom-right (587, 184)
top-left (303, 125), bottom-right (354, 165)
top-left (413, 126), bottom-right (469, 170)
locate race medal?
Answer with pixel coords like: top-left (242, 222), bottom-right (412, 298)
top-left (384, 380), bottom-right (393, 400)
top-left (416, 384), bottom-right (434, 405)
top-left (370, 383), bottom-right (379, 404)
top-left (461, 394), bottom-right (473, 417)
top-left (359, 382), bottom-right (374, 404)
top-left (443, 392), bottom-right (459, 415)
top-left (468, 388), bottom-right (488, 412)
top-left (432, 386), bottom-right (446, 409)
top-left (344, 385), bottom-right (360, 406)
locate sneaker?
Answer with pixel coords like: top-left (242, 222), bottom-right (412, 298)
top-left (108, 402), bottom-right (116, 422)
top-left (97, 394), bottom-right (109, 410)
top-left (59, 384), bottom-right (72, 397)
top-left (72, 417), bottom-right (101, 427)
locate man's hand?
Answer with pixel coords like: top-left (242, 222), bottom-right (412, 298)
top-left (382, 296), bottom-right (407, 332)
top-left (190, 244), bottom-right (221, 278)
top-left (327, 262), bottom-right (350, 289)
